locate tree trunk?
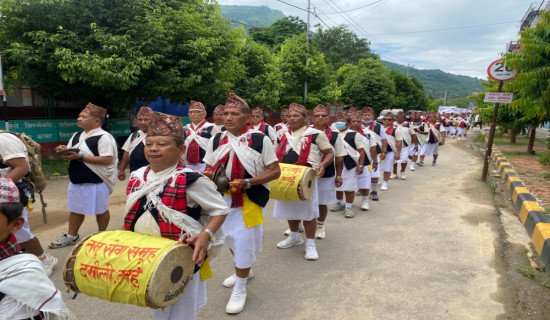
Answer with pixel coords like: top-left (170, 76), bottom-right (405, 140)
top-left (510, 130), bottom-right (516, 144)
top-left (527, 126), bottom-right (536, 154)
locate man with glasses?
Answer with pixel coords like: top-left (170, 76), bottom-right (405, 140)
top-left (273, 103), bottom-right (334, 260)
top-left (184, 100), bottom-right (220, 172)
top-left (361, 107), bottom-right (387, 201)
top-left (380, 113), bottom-right (402, 191)
top-left (249, 107), bottom-right (277, 143)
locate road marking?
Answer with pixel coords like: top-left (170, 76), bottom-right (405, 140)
top-left (479, 222), bottom-right (495, 258)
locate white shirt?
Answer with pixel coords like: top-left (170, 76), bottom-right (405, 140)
top-left (121, 130), bottom-right (146, 153)
top-left (0, 133), bottom-right (30, 179)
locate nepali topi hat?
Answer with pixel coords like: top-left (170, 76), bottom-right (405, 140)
top-left (148, 112), bottom-right (184, 138)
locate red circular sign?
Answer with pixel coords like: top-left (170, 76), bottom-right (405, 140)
top-left (487, 59), bottom-right (517, 81)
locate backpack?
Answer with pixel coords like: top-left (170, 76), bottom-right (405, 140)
top-left (0, 130), bottom-right (47, 192)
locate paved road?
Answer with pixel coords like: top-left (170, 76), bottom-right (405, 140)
top-left (33, 138), bottom-right (511, 319)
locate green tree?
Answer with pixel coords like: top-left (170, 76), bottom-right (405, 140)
top-left (338, 58), bottom-right (395, 111)
top-left (248, 16), bottom-right (306, 48)
top-left (390, 71), bottom-right (427, 110)
top-left (313, 25), bottom-right (377, 70)
top-left (233, 39), bottom-right (282, 109)
top-left (276, 34), bottom-right (334, 108)
top-left (504, 11), bottom-right (550, 154)
top-left (0, 0), bottom-right (242, 113)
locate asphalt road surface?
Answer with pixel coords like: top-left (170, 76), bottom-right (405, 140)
top-left (31, 139), bottom-right (511, 319)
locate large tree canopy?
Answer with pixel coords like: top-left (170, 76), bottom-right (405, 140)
top-left (0, 0), bottom-right (243, 112)
top-left (313, 25), bottom-right (377, 70)
top-left (338, 58), bottom-right (395, 111)
top-left (248, 16), bottom-right (306, 48)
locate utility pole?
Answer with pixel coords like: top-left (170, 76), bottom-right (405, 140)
top-left (304, 0), bottom-right (310, 102)
top-left (443, 90), bottom-right (447, 103)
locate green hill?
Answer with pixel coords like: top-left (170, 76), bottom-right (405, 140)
top-left (220, 5), bottom-right (285, 29)
top-left (382, 60), bottom-right (484, 100)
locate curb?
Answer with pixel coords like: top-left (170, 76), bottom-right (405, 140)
top-left (491, 148), bottom-right (550, 276)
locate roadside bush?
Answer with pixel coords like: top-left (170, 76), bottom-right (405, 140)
top-left (538, 152), bottom-right (550, 166)
top-left (473, 133), bottom-right (486, 144)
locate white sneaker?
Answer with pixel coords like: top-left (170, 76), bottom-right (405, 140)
top-left (330, 203), bottom-right (345, 212)
top-left (284, 222), bottom-right (304, 235)
top-left (381, 182), bottom-right (388, 191)
top-left (390, 173), bottom-right (398, 179)
top-left (400, 172), bottom-right (407, 180)
top-left (315, 225), bottom-right (326, 239)
top-left (226, 290), bottom-right (247, 314)
top-left (48, 234), bottom-right (80, 249)
top-left (222, 271), bottom-right (254, 288)
top-left (361, 201), bottom-right (369, 211)
top-left (304, 244), bottom-right (319, 260)
top-left (409, 165), bottom-right (416, 171)
top-left (277, 235), bottom-right (304, 249)
top-left (345, 208), bottom-right (355, 218)
top-left (41, 254), bottom-right (58, 277)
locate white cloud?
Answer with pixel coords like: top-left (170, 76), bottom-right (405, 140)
top-left (217, 0), bottom-right (537, 79)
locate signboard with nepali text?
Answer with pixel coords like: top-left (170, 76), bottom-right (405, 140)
top-left (484, 92), bottom-right (513, 104)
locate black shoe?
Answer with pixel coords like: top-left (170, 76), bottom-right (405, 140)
top-left (370, 191), bottom-right (379, 201)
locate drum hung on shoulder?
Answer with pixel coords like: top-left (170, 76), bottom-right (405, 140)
top-left (269, 163), bottom-right (316, 201)
top-left (63, 230), bottom-right (195, 308)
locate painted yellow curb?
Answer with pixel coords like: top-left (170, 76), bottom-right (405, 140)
top-left (501, 168), bottom-right (516, 179)
top-left (506, 176), bottom-right (522, 190)
top-left (512, 187), bottom-right (531, 205)
top-left (497, 161), bottom-right (511, 172)
top-left (519, 201), bottom-right (544, 224)
top-left (531, 223), bottom-right (550, 256)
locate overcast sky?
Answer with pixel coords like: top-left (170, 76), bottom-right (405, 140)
top-left (218, 0), bottom-right (545, 79)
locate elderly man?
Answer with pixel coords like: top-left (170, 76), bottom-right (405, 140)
top-left (309, 105), bottom-right (345, 237)
top-left (49, 102), bottom-right (118, 249)
top-left (379, 112), bottom-right (402, 191)
top-left (417, 113), bottom-right (445, 166)
top-left (361, 107), bottom-right (388, 200)
top-left (123, 111), bottom-right (227, 320)
top-left (212, 104), bottom-right (226, 130)
top-left (118, 106), bottom-right (153, 181)
top-left (249, 107), bottom-right (277, 143)
top-left (273, 103), bottom-right (333, 260)
top-left (330, 111), bottom-right (367, 218)
top-left (274, 108), bottom-right (289, 139)
top-left (392, 111), bottom-right (417, 180)
top-left (204, 93), bottom-right (280, 314)
top-left (184, 100), bottom-right (221, 172)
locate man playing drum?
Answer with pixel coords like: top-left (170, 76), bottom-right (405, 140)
top-left (249, 107), bottom-right (277, 143)
top-left (273, 103), bottom-right (334, 260)
top-left (204, 93), bottom-right (280, 314)
top-left (49, 103), bottom-right (118, 249)
top-left (310, 105), bottom-right (344, 238)
top-left (118, 106), bottom-right (153, 181)
top-left (183, 100), bottom-right (220, 172)
top-left (124, 111), bottom-right (227, 320)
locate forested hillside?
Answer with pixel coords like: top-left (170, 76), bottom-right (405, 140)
top-left (382, 60), bottom-right (484, 100)
top-left (220, 5), bottom-right (285, 28)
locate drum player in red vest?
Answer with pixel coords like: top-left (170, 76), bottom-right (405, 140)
top-left (204, 94), bottom-right (280, 315)
top-left (123, 111), bottom-right (228, 320)
top-left (273, 103), bottom-right (334, 261)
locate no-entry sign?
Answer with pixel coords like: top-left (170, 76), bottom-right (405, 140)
top-left (487, 59), bottom-right (517, 81)
top-left (484, 92), bottom-right (513, 103)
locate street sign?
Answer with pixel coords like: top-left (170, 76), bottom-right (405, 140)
top-left (484, 92), bottom-right (513, 103)
top-left (487, 59), bottom-right (517, 81)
